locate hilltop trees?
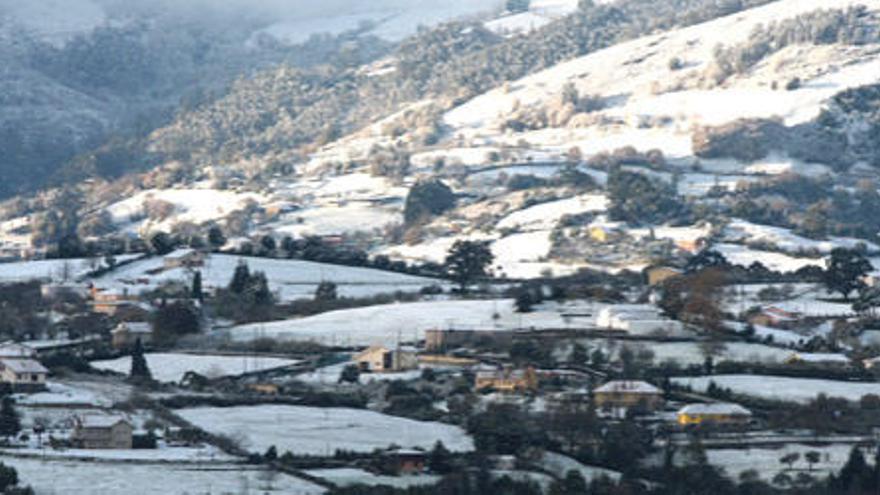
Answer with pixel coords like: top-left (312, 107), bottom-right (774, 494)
top-left (444, 240), bottom-right (494, 292)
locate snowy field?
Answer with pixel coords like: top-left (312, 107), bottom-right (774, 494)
top-left (92, 252), bottom-right (443, 301)
top-left (225, 299), bottom-right (567, 346)
top-left (307, 468), bottom-right (441, 488)
top-left (712, 244), bottom-right (823, 273)
top-left (723, 220), bottom-right (879, 255)
top-left (673, 375), bottom-right (880, 404)
top-left (177, 405), bottom-right (474, 456)
top-left (0, 255), bottom-right (140, 283)
top-left (90, 353), bottom-right (300, 383)
top-left (295, 361), bottom-right (423, 385)
top-left (596, 341), bottom-right (793, 367)
top-left (0, 444), bottom-right (232, 463)
top-left (705, 443), bottom-right (865, 482)
top-left (496, 194), bottom-right (607, 232)
top-left (0, 457), bottom-right (324, 495)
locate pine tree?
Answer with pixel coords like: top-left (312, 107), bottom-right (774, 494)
top-left (0, 397), bottom-right (20, 441)
top-left (191, 270), bottom-right (203, 301)
top-left (229, 260), bottom-right (251, 293)
top-left (129, 338), bottom-right (153, 383)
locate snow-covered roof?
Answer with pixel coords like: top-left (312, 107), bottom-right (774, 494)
top-left (0, 343), bottom-right (37, 358)
top-left (788, 352), bottom-right (851, 364)
top-left (78, 414), bottom-right (131, 429)
top-left (112, 322), bottom-right (152, 335)
top-left (164, 248), bottom-right (198, 260)
top-left (677, 403), bottom-right (752, 416)
top-left (594, 380), bottom-right (660, 394)
top-left (0, 358), bottom-right (48, 374)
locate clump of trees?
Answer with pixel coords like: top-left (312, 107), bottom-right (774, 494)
top-left (404, 180), bottom-right (456, 226)
top-left (709, 6), bottom-right (877, 84)
top-left (213, 260), bottom-right (275, 322)
top-left (607, 168), bottom-right (686, 225)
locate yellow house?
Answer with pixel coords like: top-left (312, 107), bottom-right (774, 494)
top-left (644, 266), bottom-right (682, 286)
top-left (474, 367), bottom-right (538, 392)
top-left (589, 226), bottom-right (611, 243)
top-left (354, 346), bottom-right (418, 373)
top-left (677, 403), bottom-right (752, 426)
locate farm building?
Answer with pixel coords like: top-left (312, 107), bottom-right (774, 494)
top-left (593, 380), bottom-right (663, 410)
top-left (162, 249), bottom-right (206, 270)
top-left (111, 322), bottom-right (154, 350)
top-left (73, 415), bottom-right (134, 449)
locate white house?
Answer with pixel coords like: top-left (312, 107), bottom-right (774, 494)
top-left (595, 305), bottom-right (684, 335)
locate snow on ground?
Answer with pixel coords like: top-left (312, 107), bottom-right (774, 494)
top-left (706, 444), bottom-right (866, 481)
top-left (225, 299), bottom-right (567, 346)
top-left (486, 0), bottom-right (579, 35)
top-left (601, 341), bottom-right (793, 367)
top-left (673, 375), bottom-right (880, 404)
top-left (15, 381), bottom-right (112, 408)
top-left (177, 405), bottom-right (474, 456)
top-left (0, 255), bottom-right (140, 283)
top-left (0, 457), bottom-right (324, 495)
top-left (295, 361), bottom-right (423, 385)
top-left (712, 243), bottom-right (824, 273)
top-left (540, 451), bottom-right (620, 483)
top-left (444, 0), bottom-right (880, 166)
top-left (105, 188), bottom-right (268, 234)
top-left (256, 0), bottom-right (503, 44)
top-left (0, 444), bottom-right (232, 463)
top-left (92, 252), bottom-right (443, 301)
top-left (307, 468), bottom-right (441, 488)
top-left (90, 353), bottom-right (300, 383)
top-left (272, 202), bottom-right (400, 237)
top-left (724, 219), bottom-right (879, 255)
top-left (496, 194), bottom-right (607, 231)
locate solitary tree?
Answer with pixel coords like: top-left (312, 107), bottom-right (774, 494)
top-left (191, 270), bottom-right (203, 301)
top-left (314, 281), bottom-right (338, 302)
top-left (129, 338), bottom-right (153, 383)
top-left (444, 240), bottom-right (494, 292)
top-left (805, 450), bottom-right (821, 471)
top-left (428, 440), bottom-right (453, 474)
top-left (824, 248), bottom-right (873, 300)
top-left (338, 364), bottom-right (360, 384)
top-left (207, 226), bottom-right (226, 251)
top-left (229, 260), bottom-right (251, 294)
top-left (780, 452), bottom-right (800, 470)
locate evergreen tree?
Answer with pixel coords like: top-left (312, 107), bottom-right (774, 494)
top-left (229, 260), bottom-right (251, 293)
top-left (129, 338), bottom-right (153, 383)
top-left (207, 226), bottom-right (226, 251)
top-left (191, 270), bottom-right (203, 301)
top-left (515, 289), bottom-right (535, 313)
top-left (0, 463), bottom-right (19, 492)
top-left (428, 441), bottom-right (453, 474)
top-left (0, 398), bottom-right (20, 441)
